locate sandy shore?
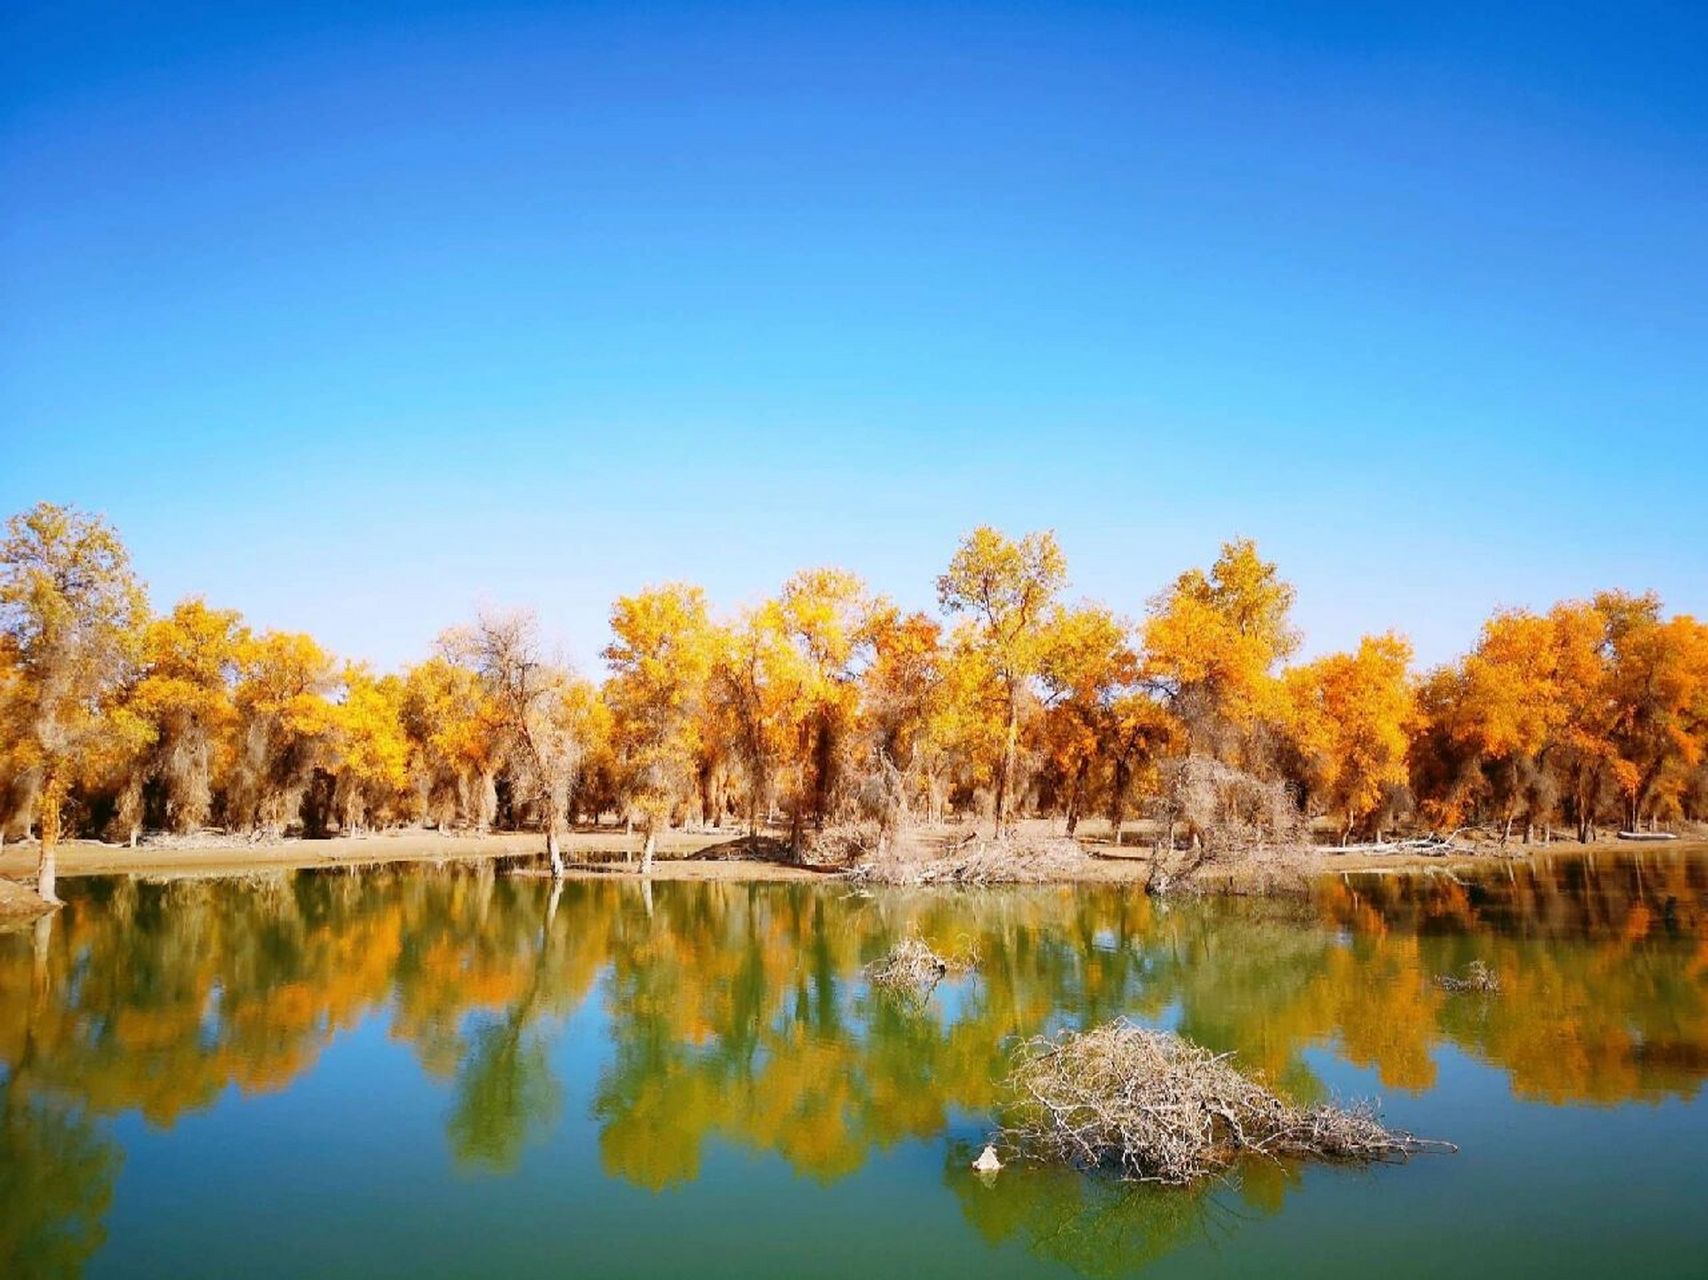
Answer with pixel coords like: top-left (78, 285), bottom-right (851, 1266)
top-left (4, 826), bottom-right (1700, 892)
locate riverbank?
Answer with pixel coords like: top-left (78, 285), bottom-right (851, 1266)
top-left (0, 875), bottom-right (56, 926)
top-left (3, 824), bottom-right (1699, 889)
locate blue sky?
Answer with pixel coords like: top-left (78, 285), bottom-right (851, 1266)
top-left (4, 1), bottom-right (1704, 672)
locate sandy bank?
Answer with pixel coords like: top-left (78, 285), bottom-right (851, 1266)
top-left (3, 826), bottom-right (1700, 890)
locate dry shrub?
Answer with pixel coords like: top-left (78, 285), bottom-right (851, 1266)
top-left (805, 821), bottom-right (886, 866)
top-left (866, 934), bottom-right (979, 997)
top-left (848, 835), bottom-right (1090, 887)
top-left (1145, 759), bottom-right (1309, 894)
top-left (1001, 1020), bottom-right (1447, 1185)
top-left (1435, 960), bottom-right (1501, 994)
top-left (1157, 758), bottom-right (1305, 855)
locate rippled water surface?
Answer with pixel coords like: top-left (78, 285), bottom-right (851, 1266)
top-left (3, 849), bottom-right (1706, 1278)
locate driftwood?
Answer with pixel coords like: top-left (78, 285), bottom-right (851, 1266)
top-left (1316, 834), bottom-right (1472, 857)
top-left (1000, 1020), bottom-right (1451, 1186)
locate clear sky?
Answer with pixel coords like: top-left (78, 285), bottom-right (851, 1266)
top-left (4, 1), bottom-right (1704, 673)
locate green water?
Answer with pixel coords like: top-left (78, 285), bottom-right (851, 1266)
top-left (3, 851), bottom-right (1705, 1278)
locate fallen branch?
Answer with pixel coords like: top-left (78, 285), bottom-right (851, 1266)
top-left (1315, 835), bottom-right (1473, 857)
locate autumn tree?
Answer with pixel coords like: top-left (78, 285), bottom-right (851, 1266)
top-left (713, 601), bottom-right (798, 841)
top-left (129, 598), bottom-right (246, 832)
top-left (331, 664), bottom-right (410, 832)
top-left (775, 568), bottom-right (874, 847)
top-left (603, 585), bottom-right (718, 872)
top-left (1035, 604), bottom-right (1138, 835)
top-left (1284, 633), bottom-right (1415, 843)
top-left (856, 608), bottom-right (944, 837)
top-left (937, 528), bottom-right (1067, 833)
top-left (1143, 538), bottom-right (1297, 761)
top-left (400, 656), bottom-right (503, 831)
top-left (446, 611), bottom-right (585, 876)
top-left (1103, 693), bottom-right (1178, 845)
top-left (227, 630), bottom-right (339, 833)
top-left (1549, 600), bottom-right (1625, 841)
top-left (1598, 592), bottom-right (1708, 829)
top-left (0, 503), bottom-right (148, 901)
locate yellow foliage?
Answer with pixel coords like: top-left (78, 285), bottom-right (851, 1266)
top-left (1284, 632), bottom-right (1415, 837)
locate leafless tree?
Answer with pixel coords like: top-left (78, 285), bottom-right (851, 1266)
top-left (445, 610), bottom-right (584, 877)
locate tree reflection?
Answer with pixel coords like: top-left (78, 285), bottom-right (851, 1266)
top-left (0, 850), bottom-right (1704, 1276)
top-left (0, 914), bottom-right (122, 1279)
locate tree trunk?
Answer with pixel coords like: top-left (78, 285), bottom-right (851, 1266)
top-left (641, 827), bottom-right (657, 876)
top-left (995, 695), bottom-right (1019, 836)
top-left (36, 769), bottom-right (68, 905)
top-left (546, 824), bottom-right (564, 879)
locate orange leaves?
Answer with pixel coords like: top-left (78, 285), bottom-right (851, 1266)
top-left (6, 499), bottom-right (1708, 843)
top-left (1283, 633), bottom-right (1415, 834)
top-left (604, 584), bottom-right (719, 824)
top-left (333, 664), bottom-right (410, 800)
top-left (1143, 539), bottom-right (1296, 738)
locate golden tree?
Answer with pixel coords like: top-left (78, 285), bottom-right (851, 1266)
top-left (228, 630), bottom-right (339, 833)
top-left (937, 527), bottom-right (1066, 833)
top-left (1284, 632), bottom-right (1415, 843)
top-left (857, 607), bottom-right (945, 830)
top-left (331, 664), bottom-right (411, 832)
top-left (775, 568), bottom-right (874, 847)
top-left (1036, 604), bottom-right (1138, 834)
top-left (129, 598), bottom-right (246, 832)
top-left (400, 655), bottom-right (504, 830)
top-left (1598, 593), bottom-right (1708, 829)
top-left (603, 585), bottom-right (718, 871)
top-left (0, 503), bottom-right (148, 901)
top-left (1143, 538), bottom-right (1297, 761)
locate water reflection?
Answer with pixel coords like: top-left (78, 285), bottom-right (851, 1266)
top-left (0, 850), bottom-right (1704, 1276)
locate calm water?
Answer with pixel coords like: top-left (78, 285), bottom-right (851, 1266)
top-left (3, 851), bottom-right (1706, 1278)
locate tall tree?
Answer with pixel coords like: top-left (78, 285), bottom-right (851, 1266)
top-left (228, 630), bottom-right (338, 833)
top-left (129, 598), bottom-right (246, 832)
top-left (775, 568), bottom-right (874, 848)
top-left (1599, 592), bottom-right (1708, 828)
top-left (604, 585), bottom-right (718, 872)
top-left (0, 503), bottom-right (147, 901)
top-left (1143, 538), bottom-right (1297, 761)
top-left (1036, 604), bottom-right (1138, 835)
top-left (446, 611), bottom-right (585, 877)
top-left (937, 527), bottom-right (1067, 833)
top-left (1285, 633), bottom-right (1415, 843)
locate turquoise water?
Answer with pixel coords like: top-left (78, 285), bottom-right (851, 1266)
top-left (3, 851), bottom-right (1705, 1277)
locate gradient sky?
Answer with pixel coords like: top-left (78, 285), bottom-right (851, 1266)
top-left (4, 1), bottom-right (1704, 673)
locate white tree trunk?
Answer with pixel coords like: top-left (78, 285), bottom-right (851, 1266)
top-left (36, 843), bottom-right (57, 905)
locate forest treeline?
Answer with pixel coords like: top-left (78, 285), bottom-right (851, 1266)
top-left (3, 502), bottom-right (1706, 885)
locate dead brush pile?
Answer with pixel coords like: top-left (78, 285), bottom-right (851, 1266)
top-left (1001, 1020), bottom-right (1449, 1185)
top-left (1435, 960), bottom-right (1501, 994)
top-left (847, 835), bottom-right (1090, 887)
top-left (866, 934), bottom-right (979, 997)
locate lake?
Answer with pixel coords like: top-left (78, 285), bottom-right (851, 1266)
top-left (3, 850), bottom-right (1706, 1278)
